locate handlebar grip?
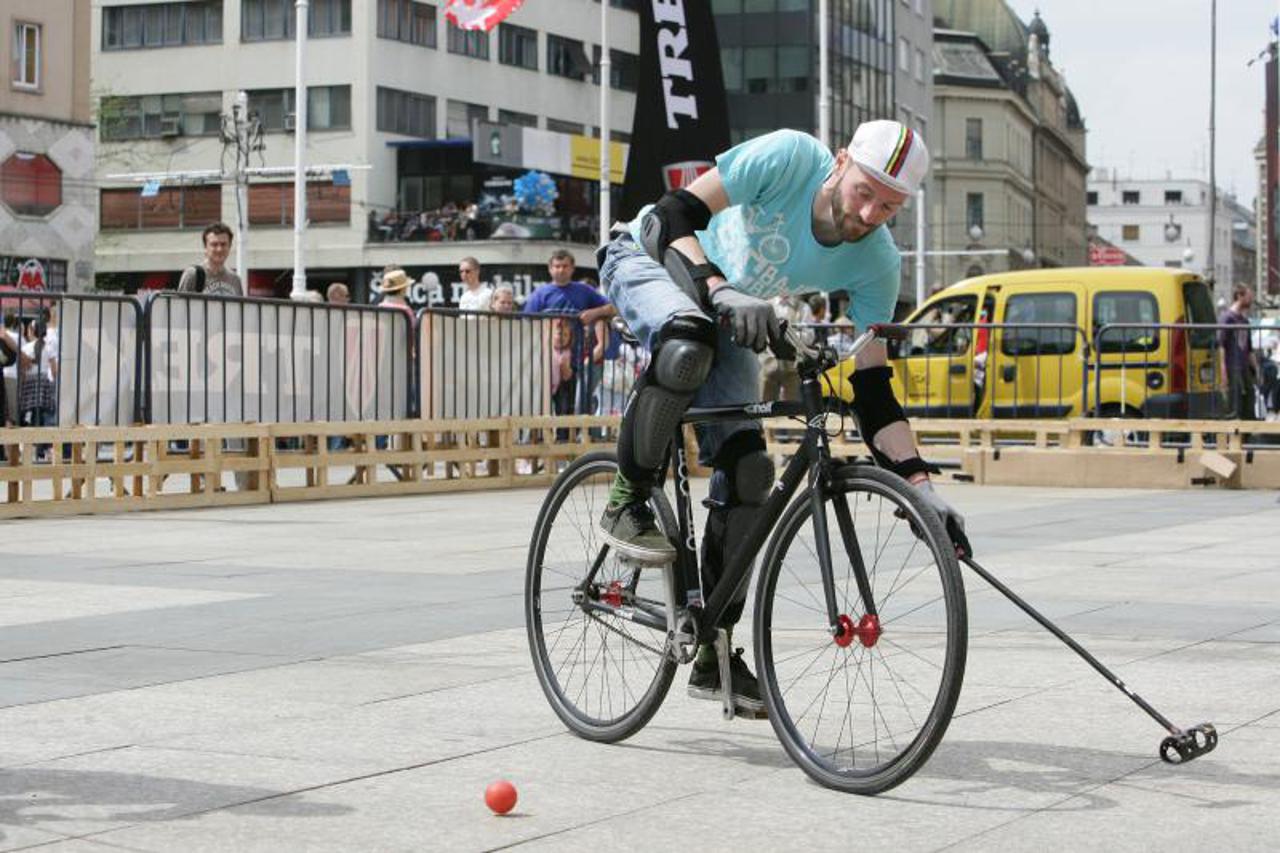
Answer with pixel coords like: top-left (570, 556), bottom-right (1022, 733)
top-left (770, 320), bottom-right (798, 361)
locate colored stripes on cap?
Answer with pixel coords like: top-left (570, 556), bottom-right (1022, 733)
top-left (885, 127), bottom-right (914, 178)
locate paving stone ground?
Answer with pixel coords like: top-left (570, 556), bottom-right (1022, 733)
top-left (1, 481), bottom-right (1277, 851)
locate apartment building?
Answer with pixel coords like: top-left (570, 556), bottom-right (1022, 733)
top-left (92, 0), bottom-right (639, 302)
top-left (0, 0), bottom-right (95, 293)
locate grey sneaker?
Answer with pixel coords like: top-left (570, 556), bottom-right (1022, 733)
top-left (599, 501), bottom-right (676, 563)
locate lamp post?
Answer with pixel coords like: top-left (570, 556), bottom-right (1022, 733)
top-left (598, 0), bottom-right (611, 247)
top-left (291, 0), bottom-right (309, 300)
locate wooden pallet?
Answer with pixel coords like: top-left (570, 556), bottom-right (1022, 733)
top-left (3, 416), bottom-right (1278, 519)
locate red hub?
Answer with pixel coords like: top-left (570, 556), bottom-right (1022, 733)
top-left (833, 613), bottom-right (882, 649)
top-left (601, 580), bottom-right (624, 608)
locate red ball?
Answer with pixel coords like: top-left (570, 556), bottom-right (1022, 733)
top-left (485, 780), bottom-right (518, 815)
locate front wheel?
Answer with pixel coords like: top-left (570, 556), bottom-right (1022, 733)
top-left (754, 465), bottom-right (967, 794)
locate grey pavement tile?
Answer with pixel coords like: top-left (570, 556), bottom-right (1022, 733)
top-left (958, 767), bottom-right (1280, 852)
top-left (0, 746), bottom-right (357, 841)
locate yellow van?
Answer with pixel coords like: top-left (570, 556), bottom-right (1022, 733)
top-left (824, 267), bottom-right (1221, 420)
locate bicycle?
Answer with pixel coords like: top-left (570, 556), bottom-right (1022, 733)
top-left (525, 324), bottom-right (969, 795)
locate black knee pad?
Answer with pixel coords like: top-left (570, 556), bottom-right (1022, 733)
top-left (709, 431), bottom-right (775, 507)
top-left (617, 315), bottom-right (716, 487)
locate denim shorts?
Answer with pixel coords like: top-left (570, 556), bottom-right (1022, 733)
top-left (598, 233), bottom-right (760, 465)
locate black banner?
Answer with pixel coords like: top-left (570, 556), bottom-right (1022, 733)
top-left (619, 0), bottom-right (731, 220)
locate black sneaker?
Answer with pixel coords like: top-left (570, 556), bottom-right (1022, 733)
top-left (599, 501), bottom-right (676, 563)
top-left (687, 647), bottom-right (766, 716)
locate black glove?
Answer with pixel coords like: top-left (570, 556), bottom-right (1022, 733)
top-left (709, 286), bottom-right (780, 353)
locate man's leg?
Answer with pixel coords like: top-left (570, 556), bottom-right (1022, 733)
top-left (682, 329), bottom-right (772, 715)
top-left (600, 234), bottom-right (716, 562)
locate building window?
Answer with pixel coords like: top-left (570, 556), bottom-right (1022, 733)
top-left (721, 48), bottom-right (743, 92)
top-left (591, 47), bottom-right (639, 91)
top-left (499, 23), bottom-right (537, 69)
top-left (1164, 189), bottom-right (1183, 204)
top-left (1086, 190), bottom-right (1098, 205)
top-left (309, 0), bottom-right (352, 37)
top-left (1122, 190), bottom-right (1140, 205)
top-left (447, 20), bottom-right (489, 58)
top-left (744, 46), bottom-right (774, 94)
top-left (547, 118), bottom-right (585, 136)
top-left (103, 2), bottom-right (223, 50)
top-left (966, 193), bottom-right (984, 231)
top-left (100, 91), bottom-right (223, 141)
top-left (242, 0), bottom-right (350, 41)
top-left (897, 37), bottom-right (909, 72)
top-left (100, 185), bottom-right (220, 230)
top-left (498, 108), bottom-right (537, 128)
top-left (12, 22), bottom-right (40, 89)
top-left (547, 34), bottom-right (589, 80)
top-left (445, 100), bottom-right (488, 137)
top-left (248, 86), bottom-right (351, 131)
top-left (1121, 224), bottom-right (1140, 241)
top-left (249, 181), bottom-right (349, 225)
top-left (308, 86), bottom-right (351, 130)
top-left (965, 118), bottom-right (982, 160)
top-left (0, 153), bottom-right (61, 217)
top-left (377, 0), bottom-right (436, 46)
top-left (376, 86), bottom-right (435, 137)
top-left (590, 126), bottom-right (631, 143)
top-left (913, 48), bottom-right (925, 82)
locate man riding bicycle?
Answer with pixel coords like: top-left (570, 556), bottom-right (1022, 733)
top-left (597, 120), bottom-right (966, 716)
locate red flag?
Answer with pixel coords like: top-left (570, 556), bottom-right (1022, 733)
top-left (444, 0), bottom-right (526, 32)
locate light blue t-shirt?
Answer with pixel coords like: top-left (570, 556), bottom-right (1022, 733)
top-left (628, 129), bottom-right (901, 332)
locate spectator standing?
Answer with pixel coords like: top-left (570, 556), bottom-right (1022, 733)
top-left (378, 269), bottom-right (416, 322)
top-left (326, 282), bottom-right (350, 304)
top-left (1217, 285), bottom-right (1258, 420)
top-left (178, 223), bottom-right (243, 296)
top-left (1260, 341), bottom-right (1279, 420)
top-left (524, 250), bottom-right (609, 416)
top-left (0, 314), bottom-right (21, 429)
top-left (20, 320), bottom-right (57, 460)
top-left (490, 285), bottom-right (516, 314)
top-left (456, 257), bottom-right (492, 311)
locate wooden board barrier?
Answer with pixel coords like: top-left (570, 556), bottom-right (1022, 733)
top-left (1, 416), bottom-right (1278, 518)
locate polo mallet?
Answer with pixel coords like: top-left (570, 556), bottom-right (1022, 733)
top-left (947, 524), bottom-right (1217, 764)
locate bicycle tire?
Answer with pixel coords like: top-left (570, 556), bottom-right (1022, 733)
top-left (754, 464), bottom-right (967, 794)
top-left (526, 451), bottom-right (679, 742)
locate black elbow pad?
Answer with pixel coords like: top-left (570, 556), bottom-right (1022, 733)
top-left (850, 366), bottom-right (906, 446)
top-left (639, 189), bottom-right (713, 263)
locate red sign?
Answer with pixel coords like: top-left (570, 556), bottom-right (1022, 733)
top-left (662, 160), bottom-right (713, 192)
top-left (444, 0), bottom-right (525, 31)
top-left (1088, 244), bottom-right (1127, 266)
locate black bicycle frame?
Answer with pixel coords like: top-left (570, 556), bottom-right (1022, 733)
top-left (667, 366), bottom-right (868, 645)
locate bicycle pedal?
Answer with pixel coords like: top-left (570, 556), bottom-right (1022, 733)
top-left (733, 704), bottom-right (768, 721)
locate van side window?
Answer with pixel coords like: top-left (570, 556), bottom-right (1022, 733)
top-left (1001, 292), bottom-right (1077, 356)
top-left (907, 295), bottom-right (977, 356)
top-left (1181, 281), bottom-right (1216, 348)
top-left (1094, 291), bottom-right (1160, 353)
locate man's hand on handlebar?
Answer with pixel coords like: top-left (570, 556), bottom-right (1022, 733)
top-left (709, 285), bottom-right (778, 353)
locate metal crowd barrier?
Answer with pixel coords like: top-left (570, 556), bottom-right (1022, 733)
top-left (1091, 323), bottom-right (1245, 420)
top-left (416, 309), bottom-right (646, 420)
top-left (144, 292), bottom-right (413, 424)
top-left (0, 291), bottom-right (143, 427)
top-left (809, 322), bottom-right (1091, 420)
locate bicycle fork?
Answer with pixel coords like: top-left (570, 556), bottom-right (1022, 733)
top-left (810, 472), bottom-right (884, 650)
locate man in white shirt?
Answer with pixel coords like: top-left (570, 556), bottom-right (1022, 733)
top-left (455, 257), bottom-right (492, 312)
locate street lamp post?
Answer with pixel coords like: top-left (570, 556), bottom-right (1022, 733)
top-left (291, 0), bottom-right (309, 300)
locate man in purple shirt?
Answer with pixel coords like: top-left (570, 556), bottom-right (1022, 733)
top-left (1217, 284), bottom-right (1258, 419)
top-left (525, 249), bottom-right (609, 415)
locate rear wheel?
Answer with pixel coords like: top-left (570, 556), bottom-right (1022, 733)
top-left (526, 451), bottom-right (678, 742)
top-left (755, 465), bottom-right (967, 794)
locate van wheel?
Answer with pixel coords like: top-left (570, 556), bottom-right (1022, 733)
top-left (1085, 406), bottom-right (1148, 447)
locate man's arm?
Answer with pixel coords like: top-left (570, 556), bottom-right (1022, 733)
top-left (666, 168), bottom-right (730, 292)
top-left (850, 342), bottom-right (927, 481)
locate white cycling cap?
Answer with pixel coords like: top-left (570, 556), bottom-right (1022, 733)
top-left (849, 120), bottom-right (930, 195)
